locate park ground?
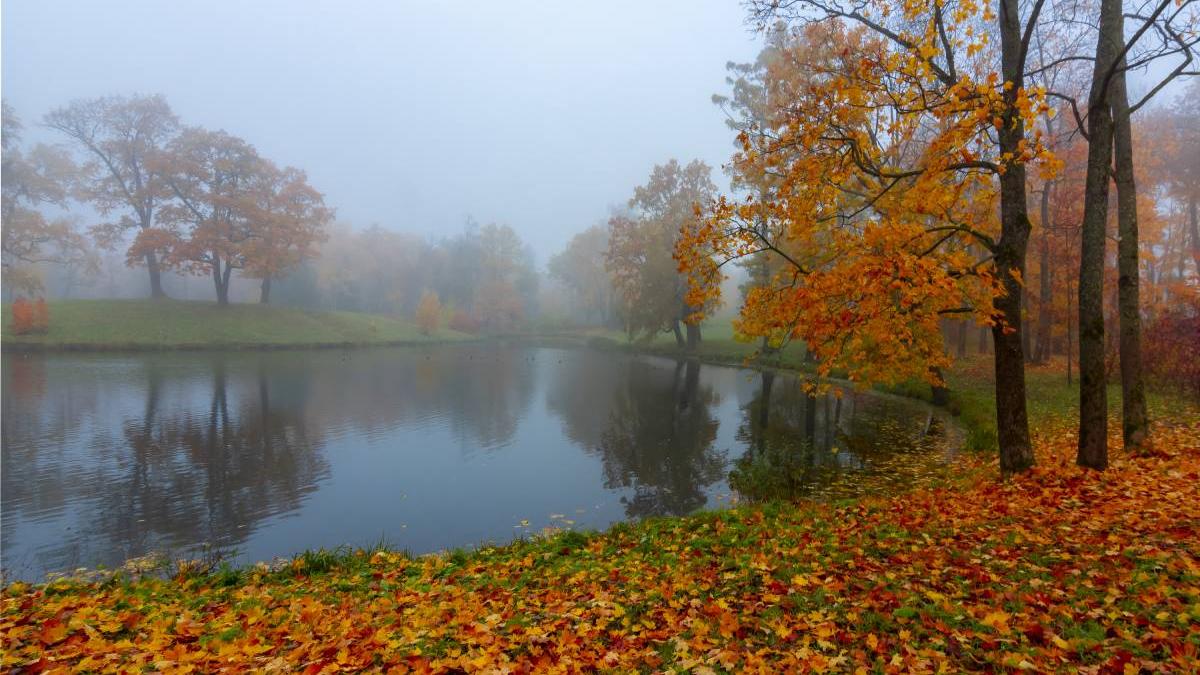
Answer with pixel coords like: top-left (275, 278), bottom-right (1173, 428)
top-left (0, 299), bottom-right (470, 350)
top-left (2, 314), bottom-right (1198, 672)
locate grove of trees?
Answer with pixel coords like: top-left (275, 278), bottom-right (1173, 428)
top-left (4, 94), bottom-right (332, 306)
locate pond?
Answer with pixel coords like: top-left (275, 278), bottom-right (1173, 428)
top-left (1, 343), bottom-right (957, 581)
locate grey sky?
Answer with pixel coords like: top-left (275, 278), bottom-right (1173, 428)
top-left (2, 0), bottom-right (763, 264)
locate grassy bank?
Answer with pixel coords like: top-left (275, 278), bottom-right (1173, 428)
top-left (1, 299), bottom-right (471, 350)
top-left (3, 359), bottom-right (1198, 672)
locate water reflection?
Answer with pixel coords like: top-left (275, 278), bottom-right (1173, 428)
top-left (1, 345), bottom-right (952, 581)
top-left (2, 355), bottom-right (329, 575)
top-left (731, 370), bottom-right (953, 501)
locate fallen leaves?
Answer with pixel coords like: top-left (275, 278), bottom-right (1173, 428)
top-left (3, 405), bottom-right (1198, 673)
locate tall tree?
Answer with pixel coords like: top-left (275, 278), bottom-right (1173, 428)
top-left (151, 128), bottom-right (265, 305)
top-left (606, 159), bottom-right (717, 349)
top-left (45, 94), bottom-right (178, 298)
top-left (1072, 0), bottom-right (1196, 468)
top-left (242, 164), bottom-right (332, 304)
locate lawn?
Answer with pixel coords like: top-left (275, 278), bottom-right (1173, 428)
top-left (1, 299), bottom-right (471, 350)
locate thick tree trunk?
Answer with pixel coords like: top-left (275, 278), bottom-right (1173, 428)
top-left (671, 320), bottom-right (685, 348)
top-left (1111, 56), bottom-right (1149, 451)
top-left (992, 0), bottom-right (1034, 473)
top-left (212, 253), bottom-right (230, 306)
top-left (685, 322), bottom-right (701, 351)
top-left (146, 251), bottom-right (166, 299)
top-left (1077, 0), bottom-right (1122, 470)
top-left (260, 276), bottom-right (272, 304)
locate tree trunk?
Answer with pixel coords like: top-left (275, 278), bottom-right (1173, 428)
top-left (978, 326), bottom-right (989, 354)
top-left (671, 320), bottom-right (685, 348)
top-left (957, 320), bottom-right (968, 358)
top-left (260, 276), bottom-right (272, 304)
top-left (1077, 0), bottom-right (1122, 470)
top-left (146, 251), bottom-right (166, 299)
top-left (1111, 54), bottom-right (1148, 451)
top-left (930, 366), bottom-right (950, 407)
top-left (992, 0), bottom-right (1034, 473)
top-left (685, 322), bottom-right (701, 351)
top-left (213, 253), bottom-right (230, 306)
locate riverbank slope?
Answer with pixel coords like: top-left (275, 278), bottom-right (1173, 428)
top-left (1, 299), bottom-right (470, 350)
top-left (3, 359), bottom-right (1197, 672)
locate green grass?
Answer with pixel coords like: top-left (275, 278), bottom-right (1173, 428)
top-left (1, 299), bottom-right (472, 350)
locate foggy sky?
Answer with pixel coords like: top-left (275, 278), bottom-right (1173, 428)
top-left (2, 0), bottom-right (762, 264)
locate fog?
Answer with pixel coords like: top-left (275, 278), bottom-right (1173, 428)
top-left (2, 0), bottom-right (761, 262)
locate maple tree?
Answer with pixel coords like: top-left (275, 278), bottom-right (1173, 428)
top-left (44, 94), bottom-right (179, 298)
top-left (607, 159), bottom-right (718, 349)
top-left (678, 1), bottom-right (1061, 472)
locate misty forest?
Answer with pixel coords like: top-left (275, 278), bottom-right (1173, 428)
top-left (2, 0), bottom-right (1199, 672)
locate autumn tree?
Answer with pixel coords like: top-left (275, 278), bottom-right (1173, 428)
top-left (475, 223), bottom-right (537, 331)
top-left (150, 128), bottom-right (267, 305)
top-left (1, 103), bottom-right (93, 296)
top-left (683, 0), bottom-right (1066, 472)
top-left (548, 224), bottom-right (615, 325)
top-left (241, 164), bottom-right (332, 304)
top-left (415, 289), bottom-right (441, 335)
top-left (1070, 0), bottom-right (1196, 467)
top-left (45, 94), bottom-right (178, 298)
top-left (607, 159), bottom-right (717, 350)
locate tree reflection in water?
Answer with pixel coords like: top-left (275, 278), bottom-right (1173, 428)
top-left (2, 354), bottom-right (329, 576)
top-left (732, 370), bottom-right (952, 502)
top-left (548, 353), bottom-right (727, 518)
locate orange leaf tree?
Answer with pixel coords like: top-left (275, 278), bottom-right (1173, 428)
top-left (678, 2), bottom-right (1059, 472)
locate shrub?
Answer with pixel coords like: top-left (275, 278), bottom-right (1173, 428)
top-left (1143, 300), bottom-right (1200, 397)
top-left (11, 298), bottom-right (49, 335)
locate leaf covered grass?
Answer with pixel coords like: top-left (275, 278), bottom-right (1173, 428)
top-left (0, 299), bottom-right (471, 350)
top-left (3, 361), bottom-right (1199, 673)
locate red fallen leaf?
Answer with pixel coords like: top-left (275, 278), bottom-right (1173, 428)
top-left (1100, 649), bottom-right (1134, 674)
top-left (39, 618), bottom-right (69, 645)
top-left (1023, 623), bottom-right (1047, 645)
top-left (302, 660), bottom-right (329, 675)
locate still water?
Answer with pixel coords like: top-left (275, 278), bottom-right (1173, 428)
top-left (1, 344), bottom-right (955, 580)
